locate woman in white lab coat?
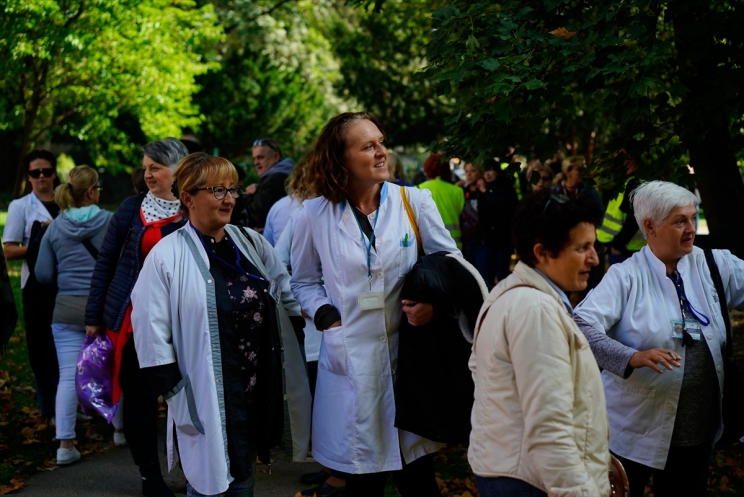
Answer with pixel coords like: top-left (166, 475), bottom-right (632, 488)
top-left (131, 153), bottom-right (311, 497)
top-left (291, 112), bottom-right (459, 497)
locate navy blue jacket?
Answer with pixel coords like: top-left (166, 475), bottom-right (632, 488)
top-left (85, 195), bottom-right (184, 331)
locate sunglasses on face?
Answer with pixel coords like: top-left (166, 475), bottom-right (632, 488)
top-left (28, 168), bottom-right (55, 179)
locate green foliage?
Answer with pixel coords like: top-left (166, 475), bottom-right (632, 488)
top-left (326, 0), bottom-right (452, 148)
top-left (425, 0), bottom-right (744, 191)
top-left (0, 0), bottom-right (222, 177)
top-left (193, 0), bottom-right (344, 161)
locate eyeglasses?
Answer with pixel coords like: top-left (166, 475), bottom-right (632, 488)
top-left (93, 185), bottom-right (103, 191)
top-left (28, 168), bottom-right (55, 179)
top-left (542, 193), bottom-right (569, 214)
top-left (253, 139), bottom-right (280, 154)
top-left (194, 185), bottom-right (241, 200)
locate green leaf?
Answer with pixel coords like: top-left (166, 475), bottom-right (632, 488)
top-left (524, 79), bottom-right (545, 90)
top-left (479, 58), bottom-right (501, 71)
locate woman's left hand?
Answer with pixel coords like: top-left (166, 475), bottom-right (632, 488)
top-left (402, 300), bottom-right (433, 327)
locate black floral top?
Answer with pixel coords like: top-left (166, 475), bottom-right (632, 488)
top-left (204, 231), bottom-right (271, 481)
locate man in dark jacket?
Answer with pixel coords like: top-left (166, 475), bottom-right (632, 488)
top-left (232, 138), bottom-right (295, 231)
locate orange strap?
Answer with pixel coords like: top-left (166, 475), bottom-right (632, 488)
top-left (400, 186), bottom-right (424, 258)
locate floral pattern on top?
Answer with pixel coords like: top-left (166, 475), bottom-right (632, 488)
top-left (225, 272), bottom-right (267, 401)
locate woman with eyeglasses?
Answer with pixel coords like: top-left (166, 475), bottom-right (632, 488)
top-left (34, 165), bottom-right (115, 465)
top-left (469, 189), bottom-right (610, 497)
top-left (3, 150), bottom-right (61, 423)
top-left (85, 138), bottom-right (188, 497)
top-left (131, 153), bottom-right (310, 497)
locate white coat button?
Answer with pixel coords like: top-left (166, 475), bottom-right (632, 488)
top-left (369, 212), bottom-right (376, 220)
top-left (380, 336), bottom-right (387, 343)
top-left (207, 279), bottom-right (213, 284)
top-left (707, 334), bottom-right (713, 340)
top-left (378, 238), bottom-right (384, 244)
top-left (377, 272), bottom-right (384, 278)
top-left (283, 394), bottom-right (288, 400)
top-left (718, 365), bottom-right (723, 372)
top-left (391, 368), bottom-right (396, 375)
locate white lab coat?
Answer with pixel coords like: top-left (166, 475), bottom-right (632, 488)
top-left (290, 182), bottom-right (459, 474)
top-left (574, 246), bottom-right (744, 469)
top-left (3, 192), bottom-right (54, 288)
top-left (275, 207), bottom-right (323, 362)
top-left (131, 223), bottom-right (311, 495)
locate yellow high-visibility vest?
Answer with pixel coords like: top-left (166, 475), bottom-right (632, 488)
top-left (418, 178), bottom-right (465, 249)
top-left (597, 188), bottom-right (646, 251)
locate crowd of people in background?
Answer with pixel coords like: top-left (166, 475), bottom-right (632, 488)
top-left (1, 110), bottom-right (741, 497)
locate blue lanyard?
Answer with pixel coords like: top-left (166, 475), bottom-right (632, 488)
top-left (350, 203), bottom-right (380, 290)
top-left (670, 271), bottom-right (710, 326)
top-left (191, 223), bottom-right (268, 284)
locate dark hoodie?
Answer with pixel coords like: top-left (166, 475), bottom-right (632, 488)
top-left (234, 157), bottom-right (295, 229)
top-left (35, 209), bottom-right (113, 295)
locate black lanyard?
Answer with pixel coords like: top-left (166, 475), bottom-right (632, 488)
top-left (191, 223), bottom-right (268, 284)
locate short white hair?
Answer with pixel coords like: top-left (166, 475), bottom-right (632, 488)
top-left (631, 181), bottom-right (698, 239)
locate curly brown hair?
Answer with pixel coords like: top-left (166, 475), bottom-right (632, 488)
top-left (306, 112), bottom-right (384, 204)
top-left (286, 156), bottom-right (314, 201)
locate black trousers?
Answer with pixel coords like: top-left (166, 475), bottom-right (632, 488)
top-left (120, 339), bottom-right (161, 470)
top-left (22, 283), bottom-right (59, 418)
top-left (613, 441), bottom-right (712, 497)
top-left (345, 453), bottom-right (440, 497)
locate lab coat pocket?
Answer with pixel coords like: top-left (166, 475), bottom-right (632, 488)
top-left (163, 375), bottom-right (205, 436)
top-left (319, 325), bottom-right (348, 376)
top-left (605, 381), bottom-right (656, 436)
top-left (398, 236), bottom-right (418, 278)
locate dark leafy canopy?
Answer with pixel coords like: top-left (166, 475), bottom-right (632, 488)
top-left (327, 0), bottom-right (451, 148)
top-left (425, 0), bottom-right (744, 237)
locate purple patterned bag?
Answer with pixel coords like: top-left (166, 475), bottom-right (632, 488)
top-left (75, 334), bottom-right (118, 422)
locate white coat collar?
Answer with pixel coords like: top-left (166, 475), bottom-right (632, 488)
top-left (28, 191), bottom-right (54, 221)
top-left (338, 181), bottom-right (389, 243)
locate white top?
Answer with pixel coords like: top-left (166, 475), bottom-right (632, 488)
top-left (263, 195), bottom-right (301, 246)
top-left (290, 182), bottom-right (459, 473)
top-left (574, 246), bottom-right (744, 469)
top-left (3, 192), bottom-right (54, 288)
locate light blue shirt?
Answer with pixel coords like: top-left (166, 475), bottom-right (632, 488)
top-left (534, 268), bottom-right (573, 315)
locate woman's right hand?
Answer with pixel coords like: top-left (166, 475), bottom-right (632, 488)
top-left (629, 348), bottom-right (681, 373)
top-left (86, 325), bottom-right (105, 337)
top-left (326, 321), bottom-right (342, 330)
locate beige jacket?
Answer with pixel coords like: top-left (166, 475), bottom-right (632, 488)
top-left (469, 262), bottom-right (610, 497)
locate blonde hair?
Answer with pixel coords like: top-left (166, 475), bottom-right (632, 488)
top-left (54, 165), bottom-right (99, 210)
top-left (387, 152), bottom-right (408, 183)
top-left (174, 153), bottom-right (238, 199)
top-left (286, 157), bottom-right (314, 201)
top-left (561, 155), bottom-right (586, 175)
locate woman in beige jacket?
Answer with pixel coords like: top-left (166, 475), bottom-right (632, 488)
top-left (469, 190), bottom-right (610, 497)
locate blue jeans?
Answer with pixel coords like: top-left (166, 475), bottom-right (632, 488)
top-left (186, 465), bottom-right (255, 497)
top-left (51, 323), bottom-right (86, 440)
top-left (476, 476), bottom-right (547, 497)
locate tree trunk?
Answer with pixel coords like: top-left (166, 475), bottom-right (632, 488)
top-left (671, 1), bottom-right (744, 254)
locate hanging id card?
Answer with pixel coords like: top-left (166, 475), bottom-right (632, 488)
top-left (357, 291), bottom-right (385, 310)
top-left (268, 280), bottom-right (281, 304)
top-left (671, 319), bottom-right (702, 340)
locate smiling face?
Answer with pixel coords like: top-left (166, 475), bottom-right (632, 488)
top-left (28, 159), bottom-right (56, 197)
top-left (183, 175), bottom-right (237, 235)
top-left (644, 204), bottom-right (697, 265)
top-left (534, 221), bottom-right (599, 292)
top-left (343, 119), bottom-right (389, 188)
top-left (143, 155), bottom-right (175, 200)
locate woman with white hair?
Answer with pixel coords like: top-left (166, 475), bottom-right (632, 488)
top-left (574, 180), bottom-right (744, 497)
top-left (85, 137), bottom-right (189, 497)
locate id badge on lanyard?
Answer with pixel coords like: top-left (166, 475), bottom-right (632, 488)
top-left (671, 319), bottom-right (702, 341)
top-left (352, 202), bottom-right (385, 311)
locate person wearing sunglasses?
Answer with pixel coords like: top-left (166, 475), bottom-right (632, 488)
top-left (469, 188), bottom-right (610, 497)
top-left (131, 153), bottom-right (310, 497)
top-left (232, 138), bottom-right (295, 232)
top-left (85, 137), bottom-right (188, 497)
top-left (34, 165), bottom-right (116, 465)
top-left (3, 149), bottom-right (61, 423)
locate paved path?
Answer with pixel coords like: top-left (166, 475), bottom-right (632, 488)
top-left (18, 435), bottom-right (322, 496)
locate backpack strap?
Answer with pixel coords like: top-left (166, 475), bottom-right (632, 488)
top-left (704, 249), bottom-right (732, 359)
